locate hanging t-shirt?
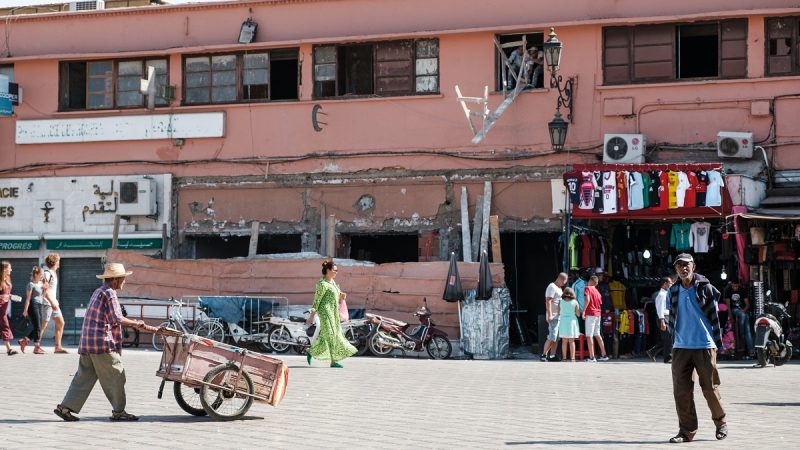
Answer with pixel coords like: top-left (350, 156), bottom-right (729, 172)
top-left (695, 170), bottom-right (709, 206)
top-left (602, 311), bottom-right (615, 334)
top-left (647, 171), bottom-right (661, 207)
top-left (690, 221), bottom-right (712, 253)
top-left (628, 172), bottom-right (645, 210)
top-left (640, 172), bottom-right (652, 208)
top-left (601, 171), bottom-right (617, 214)
top-left (705, 170), bottom-right (724, 207)
top-left (616, 171), bottom-right (628, 214)
top-left (563, 171), bottom-right (581, 205)
top-left (670, 222), bottom-right (692, 251)
top-left (658, 171), bottom-right (670, 210)
top-left (675, 172), bottom-right (690, 207)
top-left (578, 171), bottom-right (596, 210)
top-left (592, 171), bottom-right (604, 213)
top-left (581, 234), bottom-right (593, 267)
top-left (609, 280), bottom-right (627, 310)
top-left (667, 171), bottom-right (679, 209)
top-left (684, 171), bottom-right (698, 208)
top-left (569, 232), bottom-right (580, 270)
top-left (653, 223), bottom-right (671, 252)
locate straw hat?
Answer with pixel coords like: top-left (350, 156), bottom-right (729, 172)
top-left (96, 263), bottom-right (133, 279)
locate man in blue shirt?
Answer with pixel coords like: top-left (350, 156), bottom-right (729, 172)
top-left (667, 253), bottom-right (727, 443)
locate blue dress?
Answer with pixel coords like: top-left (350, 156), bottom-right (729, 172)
top-left (558, 299), bottom-right (580, 338)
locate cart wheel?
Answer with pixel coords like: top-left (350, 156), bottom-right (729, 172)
top-left (152, 321), bottom-right (174, 351)
top-left (268, 326), bottom-right (291, 353)
top-left (173, 382), bottom-right (207, 416)
top-left (200, 364), bottom-right (254, 421)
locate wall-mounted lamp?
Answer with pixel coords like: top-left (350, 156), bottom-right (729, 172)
top-left (238, 18), bottom-right (258, 44)
top-left (543, 27), bottom-right (576, 151)
top-left (643, 249), bottom-right (651, 259)
top-left (720, 266), bottom-right (728, 280)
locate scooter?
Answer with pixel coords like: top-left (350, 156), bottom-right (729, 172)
top-left (341, 317), bottom-right (373, 356)
top-left (267, 313), bottom-right (312, 354)
top-left (366, 298), bottom-right (452, 359)
top-left (753, 290), bottom-right (794, 367)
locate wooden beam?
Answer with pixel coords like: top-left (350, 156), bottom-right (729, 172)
top-left (325, 214), bottom-right (336, 258)
top-left (111, 215), bottom-right (120, 249)
top-left (471, 195), bottom-right (483, 262)
top-left (460, 186), bottom-right (472, 262)
top-left (489, 215), bottom-right (502, 263)
top-left (248, 220), bottom-right (260, 258)
top-left (320, 204), bottom-right (327, 255)
top-left (479, 182), bottom-right (492, 256)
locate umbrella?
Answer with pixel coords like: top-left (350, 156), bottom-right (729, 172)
top-left (442, 252), bottom-right (464, 302)
top-left (476, 250), bottom-right (494, 300)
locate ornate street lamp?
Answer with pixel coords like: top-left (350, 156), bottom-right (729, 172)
top-left (548, 108), bottom-right (568, 151)
top-left (543, 27), bottom-right (576, 151)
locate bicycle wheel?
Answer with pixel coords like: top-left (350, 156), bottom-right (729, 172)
top-left (196, 321), bottom-right (225, 343)
top-left (121, 326), bottom-right (139, 348)
top-left (200, 364), bottom-right (254, 421)
top-left (152, 321), bottom-right (174, 351)
top-left (173, 382), bottom-right (207, 416)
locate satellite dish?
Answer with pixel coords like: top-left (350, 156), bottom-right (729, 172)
top-left (605, 136), bottom-right (628, 160)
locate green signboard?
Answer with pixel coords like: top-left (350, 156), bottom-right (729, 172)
top-left (0, 240), bottom-right (40, 251)
top-left (46, 238), bottom-right (162, 250)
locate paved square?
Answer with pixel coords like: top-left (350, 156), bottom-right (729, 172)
top-left (1, 344), bottom-right (798, 449)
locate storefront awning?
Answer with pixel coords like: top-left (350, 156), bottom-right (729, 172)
top-left (43, 233), bottom-right (162, 251)
top-left (0, 235), bottom-right (41, 251)
top-left (728, 212), bottom-right (800, 221)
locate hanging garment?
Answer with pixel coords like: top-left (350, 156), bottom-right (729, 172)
top-left (647, 171), bottom-right (661, 208)
top-left (609, 280), bottom-right (627, 310)
top-left (598, 238), bottom-right (607, 272)
top-left (616, 171), bottom-right (628, 214)
top-left (670, 222), bottom-right (692, 251)
top-left (640, 172), bottom-right (652, 208)
top-left (684, 171), bottom-right (698, 208)
top-left (675, 171), bottom-right (690, 207)
top-left (592, 171), bottom-right (604, 213)
top-left (690, 221), bottom-right (711, 253)
top-left (581, 234), bottom-right (593, 268)
top-left (658, 171), bottom-right (670, 210)
top-left (578, 171), bottom-right (597, 210)
top-left (667, 171), bottom-right (679, 209)
top-left (601, 171), bottom-right (618, 214)
top-left (653, 223), bottom-right (671, 253)
top-left (569, 232), bottom-right (580, 270)
top-left (695, 170), bottom-right (709, 206)
top-left (563, 170), bottom-right (581, 205)
top-left (705, 170), bottom-right (725, 207)
top-left (628, 172), bottom-right (645, 210)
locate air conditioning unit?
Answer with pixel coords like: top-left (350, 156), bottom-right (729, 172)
top-left (603, 133), bottom-right (646, 164)
top-left (717, 131), bottom-right (753, 159)
top-left (69, 1), bottom-right (105, 11)
top-left (116, 178), bottom-right (157, 216)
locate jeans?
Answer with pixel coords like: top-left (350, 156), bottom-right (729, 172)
top-left (732, 308), bottom-right (753, 352)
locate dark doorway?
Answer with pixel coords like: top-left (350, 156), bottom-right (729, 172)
top-left (270, 49), bottom-right (299, 100)
top-left (678, 23), bottom-right (719, 79)
top-left (256, 234), bottom-right (301, 254)
top-left (349, 234), bottom-right (418, 263)
top-left (191, 235), bottom-right (250, 259)
top-left (500, 232), bottom-right (561, 347)
top-left (338, 44), bottom-right (373, 95)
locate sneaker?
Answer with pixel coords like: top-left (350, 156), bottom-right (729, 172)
top-left (646, 349), bottom-right (656, 362)
top-left (540, 355), bottom-right (547, 362)
top-left (547, 355), bottom-right (560, 362)
top-left (586, 358), bottom-right (597, 362)
top-left (598, 355), bottom-right (609, 361)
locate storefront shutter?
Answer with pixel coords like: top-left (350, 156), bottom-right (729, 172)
top-left (632, 24), bottom-right (674, 82)
top-left (374, 40), bottom-right (414, 96)
top-left (720, 19), bottom-right (748, 78)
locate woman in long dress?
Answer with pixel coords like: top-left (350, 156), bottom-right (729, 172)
top-left (306, 260), bottom-right (357, 368)
top-left (0, 261), bottom-right (19, 356)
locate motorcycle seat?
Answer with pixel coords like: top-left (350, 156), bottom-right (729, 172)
top-left (382, 317), bottom-right (408, 327)
top-left (289, 316), bottom-right (307, 323)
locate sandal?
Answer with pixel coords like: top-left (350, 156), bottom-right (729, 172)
top-left (54, 405), bottom-right (80, 422)
top-left (330, 362), bottom-right (343, 368)
top-left (715, 425), bottom-right (728, 440)
top-left (109, 410), bottom-right (139, 421)
top-left (18, 338), bottom-right (29, 353)
top-left (7, 349), bottom-right (18, 356)
top-left (54, 348), bottom-right (69, 354)
top-left (669, 432), bottom-right (693, 443)
top-left (34, 347), bottom-right (46, 355)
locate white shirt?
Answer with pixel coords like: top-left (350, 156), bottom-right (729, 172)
top-left (601, 171), bottom-right (617, 214)
top-left (690, 221), bottom-right (712, 253)
top-left (675, 171), bottom-right (690, 207)
top-left (628, 172), bottom-right (645, 210)
top-left (545, 282), bottom-right (562, 317)
top-left (705, 170), bottom-right (724, 207)
top-left (654, 288), bottom-right (669, 320)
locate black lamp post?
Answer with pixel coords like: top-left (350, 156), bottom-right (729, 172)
top-left (543, 27), bottom-right (576, 151)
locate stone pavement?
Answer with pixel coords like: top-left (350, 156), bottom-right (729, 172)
top-left (1, 343), bottom-right (798, 449)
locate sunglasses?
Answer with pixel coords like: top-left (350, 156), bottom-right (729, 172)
top-left (332, 269), bottom-right (338, 273)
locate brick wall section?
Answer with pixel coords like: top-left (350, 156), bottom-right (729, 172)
top-left (106, 250), bottom-right (505, 338)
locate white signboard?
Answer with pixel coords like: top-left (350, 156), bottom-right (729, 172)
top-left (16, 112), bottom-right (225, 144)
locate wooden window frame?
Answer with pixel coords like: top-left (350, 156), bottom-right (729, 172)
top-left (765, 17), bottom-right (800, 76)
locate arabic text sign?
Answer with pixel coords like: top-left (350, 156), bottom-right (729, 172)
top-left (46, 238), bottom-right (162, 250)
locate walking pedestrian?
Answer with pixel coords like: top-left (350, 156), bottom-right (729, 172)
top-left (305, 260), bottom-right (357, 368)
top-left (541, 272), bottom-right (568, 361)
top-left (54, 263), bottom-right (161, 422)
top-left (582, 275), bottom-right (609, 362)
top-left (1, 261), bottom-right (20, 356)
top-left (19, 267), bottom-right (46, 354)
top-left (646, 277), bottom-right (674, 363)
top-left (667, 253), bottom-right (727, 443)
top-left (41, 253), bottom-right (67, 353)
top-left (558, 287), bottom-right (581, 362)
top-left (723, 279), bottom-right (753, 360)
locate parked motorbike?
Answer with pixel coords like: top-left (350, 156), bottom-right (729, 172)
top-left (754, 290), bottom-right (793, 367)
top-left (341, 317), bottom-right (373, 356)
top-left (267, 313), bottom-right (312, 354)
top-left (366, 298), bottom-right (452, 359)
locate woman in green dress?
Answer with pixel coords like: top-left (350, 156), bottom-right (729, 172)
top-left (306, 260), bottom-right (357, 368)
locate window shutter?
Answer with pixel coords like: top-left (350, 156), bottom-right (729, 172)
top-left (374, 40), bottom-right (413, 96)
top-left (603, 27), bottom-right (632, 84)
top-left (766, 18), bottom-right (793, 75)
top-left (720, 19), bottom-right (747, 78)
top-left (632, 24), bottom-right (674, 82)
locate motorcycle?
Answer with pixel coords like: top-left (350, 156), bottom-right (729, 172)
top-left (341, 317), bottom-right (373, 356)
top-left (267, 312), bottom-right (312, 355)
top-left (366, 298), bottom-right (452, 359)
top-left (753, 290), bottom-right (794, 367)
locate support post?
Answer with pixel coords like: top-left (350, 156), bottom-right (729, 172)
top-left (479, 182), bottom-right (492, 256)
top-left (460, 187), bottom-right (472, 262)
top-left (161, 223), bottom-right (168, 259)
top-left (248, 221), bottom-right (260, 258)
top-left (111, 215), bottom-right (120, 249)
top-left (320, 205), bottom-right (327, 255)
top-left (325, 214), bottom-right (336, 258)
top-left (471, 195), bottom-right (483, 262)
top-left (489, 215), bottom-right (502, 262)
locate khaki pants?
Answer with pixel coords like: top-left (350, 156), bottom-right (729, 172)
top-left (61, 352), bottom-right (127, 414)
top-left (671, 348), bottom-right (726, 436)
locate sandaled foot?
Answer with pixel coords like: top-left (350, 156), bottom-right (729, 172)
top-left (34, 347), bottom-right (46, 354)
top-left (110, 410), bottom-right (139, 421)
top-left (669, 432), bottom-right (694, 443)
top-left (18, 338), bottom-right (29, 353)
top-left (54, 405), bottom-right (80, 422)
top-left (306, 354), bottom-right (312, 366)
top-left (716, 425), bottom-right (728, 440)
top-left (330, 362), bottom-right (343, 368)
top-left (7, 349), bottom-right (18, 356)
top-left (54, 348), bottom-right (69, 354)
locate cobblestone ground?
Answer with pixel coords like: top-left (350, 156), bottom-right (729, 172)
top-left (1, 343), bottom-right (798, 449)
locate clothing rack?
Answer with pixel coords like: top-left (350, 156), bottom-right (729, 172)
top-left (572, 163), bottom-right (723, 172)
top-left (570, 224), bottom-right (604, 235)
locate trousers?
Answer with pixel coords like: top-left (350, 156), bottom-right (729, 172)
top-left (671, 348), bottom-right (726, 435)
top-left (61, 352), bottom-right (127, 413)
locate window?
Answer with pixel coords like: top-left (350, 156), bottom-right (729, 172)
top-left (59, 58), bottom-right (168, 110)
top-left (603, 19), bottom-right (747, 84)
top-left (494, 32), bottom-right (545, 91)
top-left (0, 65), bottom-right (13, 81)
top-left (766, 17), bottom-right (800, 75)
top-left (313, 39), bottom-right (439, 98)
top-left (183, 49), bottom-right (298, 105)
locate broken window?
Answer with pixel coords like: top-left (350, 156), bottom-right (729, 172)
top-left (348, 234), bottom-right (420, 263)
top-left (0, 64), bottom-right (13, 81)
top-left (190, 235), bottom-right (250, 259)
top-left (766, 17), bottom-right (800, 75)
top-left (58, 58), bottom-right (168, 111)
top-left (313, 39), bottom-right (439, 98)
top-left (184, 49), bottom-right (299, 105)
top-left (495, 32), bottom-right (545, 91)
top-left (602, 19), bottom-right (747, 84)
top-left (256, 234), bottom-right (302, 254)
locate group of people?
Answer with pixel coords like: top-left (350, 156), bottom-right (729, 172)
top-left (505, 44), bottom-right (544, 90)
top-left (0, 253), bottom-right (69, 356)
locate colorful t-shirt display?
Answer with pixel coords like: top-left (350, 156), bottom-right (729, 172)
top-left (563, 171), bottom-right (581, 205)
top-left (675, 171), bottom-right (690, 207)
top-left (578, 171), bottom-right (596, 210)
top-left (628, 172), bottom-right (645, 210)
top-left (705, 170), bottom-right (724, 207)
top-left (695, 170), bottom-right (709, 206)
top-left (592, 171), bottom-right (604, 214)
top-left (615, 171), bottom-right (628, 214)
top-left (667, 171), bottom-right (679, 209)
top-left (690, 221), bottom-right (712, 253)
top-left (670, 222), bottom-right (692, 251)
top-left (601, 171), bottom-right (617, 214)
top-left (684, 171), bottom-right (698, 208)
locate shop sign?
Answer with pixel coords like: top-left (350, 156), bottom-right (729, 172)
top-left (46, 238), bottom-right (162, 250)
top-left (0, 240), bottom-right (40, 251)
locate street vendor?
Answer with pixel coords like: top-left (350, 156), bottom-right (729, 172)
top-left (54, 263), bottom-right (162, 422)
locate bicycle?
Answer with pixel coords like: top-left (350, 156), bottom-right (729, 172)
top-left (152, 298), bottom-right (226, 351)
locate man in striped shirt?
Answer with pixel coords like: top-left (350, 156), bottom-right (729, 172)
top-left (54, 263), bottom-right (160, 422)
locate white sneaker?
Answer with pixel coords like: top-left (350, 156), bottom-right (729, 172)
top-left (586, 358), bottom-right (597, 362)
top-left (598, 355), bottom-right (609, 361)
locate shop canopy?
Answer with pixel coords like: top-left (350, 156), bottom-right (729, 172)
top-left (569, 163), bottom-right (731, 220)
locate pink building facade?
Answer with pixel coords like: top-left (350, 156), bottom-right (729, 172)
top-left (1, 0), bottom-right (799, 335)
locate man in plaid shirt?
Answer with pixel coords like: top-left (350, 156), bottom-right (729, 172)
top-left (54, 263), bottom-right (161, 422)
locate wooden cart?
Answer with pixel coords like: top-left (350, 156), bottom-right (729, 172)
top-left (156, 333), bottom-right (289, 420)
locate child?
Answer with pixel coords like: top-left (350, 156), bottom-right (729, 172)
top-left (559, 287), bottom-right (581, 362)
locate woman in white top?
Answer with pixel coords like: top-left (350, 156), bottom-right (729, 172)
top-left (41, 253), bottom-right (68, 353)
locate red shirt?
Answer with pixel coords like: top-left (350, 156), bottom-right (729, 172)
top-left (584, 285), bottom-right (602, 316)
top-left (615, 171), bottom-right (628, 214)
top-left (78, 285), bottom-right (124, 354)
top-left (684, 171), bottom-right (698, 208)
top-left (654, 170), bottom-right (669, 211)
